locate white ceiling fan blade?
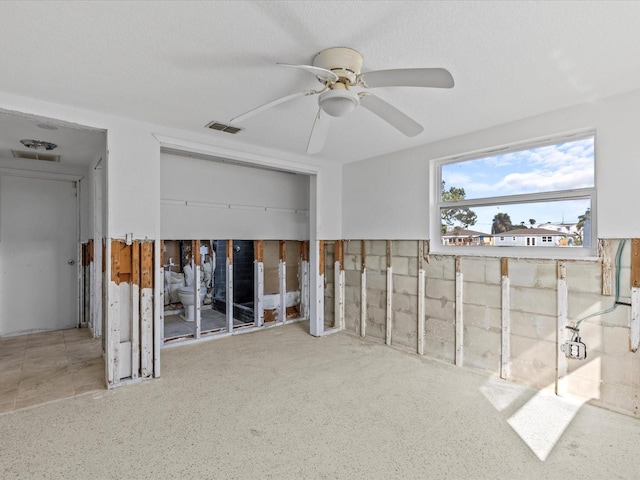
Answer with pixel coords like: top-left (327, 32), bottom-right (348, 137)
top-left (306, 109), bottom-right (330, 154)
top-left (277, 63), bottom-right (339, 82)
top-left (230, 90), bottom-right (313, 123)
top-left (359, 94), bottom-right (423, 137)
top-left (359, 68), bottom-right (454, 88)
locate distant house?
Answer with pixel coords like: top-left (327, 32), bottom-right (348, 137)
top-left (537, 222), bottom-right (579, 236)
top-left (442, 228), bottom-right (492, 246)
top-left (493, 228), bottom-right (569, 247)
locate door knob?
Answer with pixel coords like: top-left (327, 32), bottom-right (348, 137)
top-left (68, 260), bottom-right (76, 265)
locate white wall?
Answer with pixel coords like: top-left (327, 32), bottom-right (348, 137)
top-left (342, 151), bottom-right (429, 239)
top-left (343, 88), bottom-right (640, 240)
top-left (0, 92), bottom-right (343, 241)
top-left (160, 152), bottom-right (310, 239)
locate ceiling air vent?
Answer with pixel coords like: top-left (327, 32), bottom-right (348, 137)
top-left (12, 150), bottom-right (61, 162)
top-left (205, 121), bottom-right (242, 134)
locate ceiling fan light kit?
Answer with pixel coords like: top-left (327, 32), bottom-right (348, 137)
top-left (318, 88), bottom-right (359, 117)
top-left (229, 47), bottom-right (454, 154)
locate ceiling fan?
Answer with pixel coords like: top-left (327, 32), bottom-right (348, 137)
top-left (229, 47), bottom-right (454, 154)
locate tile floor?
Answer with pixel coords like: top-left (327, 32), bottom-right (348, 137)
top-left (164, 308), bottom-right (253, 341)
top-left (0, 328), bottom-right (104, 413)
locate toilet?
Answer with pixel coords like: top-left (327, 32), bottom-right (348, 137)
top-left (177, 286), bottom-right (206, 322)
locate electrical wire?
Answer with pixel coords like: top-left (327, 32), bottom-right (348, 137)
top-left (573, 239), bottom-right (626, 329)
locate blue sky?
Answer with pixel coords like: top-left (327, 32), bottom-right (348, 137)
top-left (441, 137), bottom-right (594, 232)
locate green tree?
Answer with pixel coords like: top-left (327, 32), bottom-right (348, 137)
top-left (440, 181), bottom-right (477, 233)
top-left (491, 212), bottom-right (514, 234)
top-left (529, 218), bottom-right (536, 227)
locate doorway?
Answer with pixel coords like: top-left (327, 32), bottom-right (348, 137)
top-left (0, 174), bottom-right (79, 336)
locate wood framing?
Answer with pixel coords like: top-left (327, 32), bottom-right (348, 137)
top-left (335, 240), bottom-right (345, 330)
top-left (254, 240), bottom-right (265, 327)
top-left (386, 240), bottom-right (393, 346)
top-left (279, 240), bottom-right (286, 323)
top-left (300, 241), bottom-right (310, 320)
top-left (556, 260), bottom-right (568, 395)
top-left (360, 240), bottom-right (367, 338)
top-left (131, 241), bottom-right (140, 379)
top-left (455, 256), bottom-right (463, 367)
top-left (140, 241), bottom-right (154, 378)
top-left (631, 239), bottom-right (640, 352)
top-left (417, 241), bottom-right (425, 355)
top-left (226, 239), bottom-right (233, 332)
top-left (194, 258), bottom-right (201, 339)
top-left (500, 258), bottom-right (511, 380)
top-left (108, 239), bottom-right (155, 385)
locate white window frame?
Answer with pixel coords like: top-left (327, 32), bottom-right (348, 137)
top-left (430, 129), bottom-right (597, 259)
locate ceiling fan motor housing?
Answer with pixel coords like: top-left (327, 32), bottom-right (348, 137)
top-left (313, 47), bottom-right (363, 85)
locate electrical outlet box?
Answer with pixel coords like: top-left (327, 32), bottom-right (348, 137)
top-left (562, 340), bottom-right (587, 360)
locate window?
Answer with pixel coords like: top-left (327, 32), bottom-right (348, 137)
top-left (434, 132), bottom-right (595, 256)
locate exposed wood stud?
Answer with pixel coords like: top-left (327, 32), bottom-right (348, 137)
top-left (632, 239), bottom-right (640, 288)
top-left (193, 239), bottom-right (201, 266)
top-left (360, 240), bottom-right (367, 338)
top-left (194, 258), bottom-right (201, 339)
top-left (335, 239), bottom-right (344, 271)
top-left (111, 241), bottom-right (121, 284)
top-left (140, 243), bottom-right (153, 289)
top-left (131, 241), bottom-right (140, 379)
top-left (418, 241), bottom-right (425, 355)
top-left (227, 239), bottom-right (233, 265)
top-left (254, 251), bottom-right (265, 327)
top-left (501, 257), bottom-right (508, 277)
top-left (226, 240), bottom-right (233, 332)
top-left (140, 241), bottom-right (154, 378)
top-left (500, 258), bottom-right (511, 380)
top-left (386, 240), bottom-right (393, 346)
top-left (631, 288), bottom-right (640, 352)
top-left (279, 240), bottom-right (286, 323)
top-left (556, 260), bottom-right (568, 396)
top-left (319, 241), bottom-right (325, 277)
top-left (455, 256), bottom-right (463, 367)
top-left (599, 239), bottom-right (613, 296)
top-left (254, 240), bottom-right (264, 262)
top-left (254, 240), bottom-right (265, 326)
top-left (335, 240), bottom-right (345, 330)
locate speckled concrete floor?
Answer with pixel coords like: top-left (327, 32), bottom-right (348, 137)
top-left (1, 322), bottom-right (639, 479)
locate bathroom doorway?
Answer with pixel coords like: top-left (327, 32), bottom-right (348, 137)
top-left (162, 239), bottom-right (225, 341)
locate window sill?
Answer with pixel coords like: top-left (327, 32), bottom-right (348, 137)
top-left (428, 245), bottom-right (600, 262)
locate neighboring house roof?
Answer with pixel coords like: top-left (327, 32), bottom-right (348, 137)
top-left (495, 228), bottom-right (568, 236)
top-left (443, 229), bottom-right (491, 237)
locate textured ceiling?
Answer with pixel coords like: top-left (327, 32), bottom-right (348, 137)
top-left (1, 1), bottom-right (640, 166)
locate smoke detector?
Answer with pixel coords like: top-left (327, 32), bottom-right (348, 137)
top-left (20, 139), bottom-right (58, 150)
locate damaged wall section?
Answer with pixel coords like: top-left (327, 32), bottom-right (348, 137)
top-left (343, 239), bottom-right (640, 418)
top-left (108, 239), bottom-right (155, 386)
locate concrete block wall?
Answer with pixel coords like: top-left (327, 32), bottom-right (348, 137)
top-left (344, 240), bottom-right (362, 335)
top-left (341, 238), bottom-right (640, 418)
top-left (390, 241), bottom-right (419, 351)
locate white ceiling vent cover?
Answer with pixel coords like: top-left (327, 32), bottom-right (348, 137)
top-left (205, 121), bottom-right (242, 134)
top-left (11, 150), bottom-right (61, 162)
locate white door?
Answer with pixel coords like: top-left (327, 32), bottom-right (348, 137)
top-left (0, 175), bottom-right (78, 336)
